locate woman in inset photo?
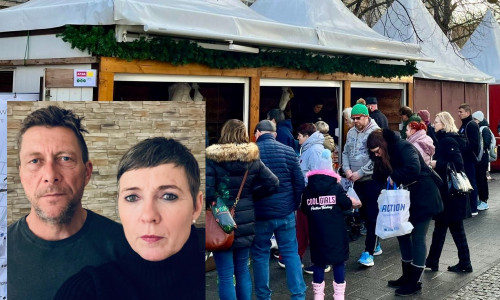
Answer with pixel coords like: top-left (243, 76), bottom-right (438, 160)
top-left (55, 137), bottom-right (205, 299)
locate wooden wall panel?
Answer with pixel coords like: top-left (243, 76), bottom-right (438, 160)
top-left (413, 78), bottom-right (442, 119)
top-left (465, 83), bottom-right (488, 114)
top-left (45, 68), bottom-right (74, 88)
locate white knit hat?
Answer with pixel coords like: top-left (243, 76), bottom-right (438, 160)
top-left (472, 111), bottom-right (484, 122)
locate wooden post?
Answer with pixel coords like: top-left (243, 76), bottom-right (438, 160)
top-left (98, 72), bottom-right (114, 101)
top-left (249, 76), bottom-right (260, 141)
top-left (408, 81), bottom-right (414, 109)
top-left (343, 80), bottom-right (351, 138)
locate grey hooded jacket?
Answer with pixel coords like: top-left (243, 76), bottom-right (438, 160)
top-left (342, 118), bottom-right (379, 181)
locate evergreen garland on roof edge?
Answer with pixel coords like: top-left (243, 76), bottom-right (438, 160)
top-left (57, 25), bottom-right (418, 78)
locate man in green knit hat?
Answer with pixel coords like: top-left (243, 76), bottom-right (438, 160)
top-left (342, 103), bottom-right (382, 267)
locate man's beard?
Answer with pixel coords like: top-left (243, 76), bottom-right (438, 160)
top-left (34, 200), bottom-right (78, 225)
top-left (355, 123), bottom-right (365, 131)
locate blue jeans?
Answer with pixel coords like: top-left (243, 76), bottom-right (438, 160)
top-left (213, 247), bottom-right (252, 300)
top-left (251, 212), bottom-right (306, 300)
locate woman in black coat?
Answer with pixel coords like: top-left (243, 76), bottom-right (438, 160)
top-left (206, 119), bottom-right (279, 300)
top-left (367, 129), bottom-right (443, 297)
top-left (426, 112), bottom-right (473, 273)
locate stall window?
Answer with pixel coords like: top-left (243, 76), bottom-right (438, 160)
top-left (0, 71), bottom-right (13, 93)
top-left (205, 83), bottom-right (244, 145)
top-left (260, 86), bottom-right (340, 138)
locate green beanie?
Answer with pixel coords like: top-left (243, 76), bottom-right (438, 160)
top-left (351, 103), bottom-right (369, 116)
top-left (408, 114), bottom-right (422, 123)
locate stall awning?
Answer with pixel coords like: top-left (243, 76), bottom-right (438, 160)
top-left (0, 0), bottom-right (431, 62)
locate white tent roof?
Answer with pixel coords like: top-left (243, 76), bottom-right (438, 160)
top-left (461, 10), bottom-right (500, 83)
top-left (372, 0), bottom-right (494, 83)
top-left (250, 0), bottom-right (429, 63)
top-left (0, 0), bottom-right (430, 62)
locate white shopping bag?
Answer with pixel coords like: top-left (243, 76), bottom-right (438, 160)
top-left (340, 177), bottom-right (353, 192)
top-left (375, 181), bottom-right (413, 239)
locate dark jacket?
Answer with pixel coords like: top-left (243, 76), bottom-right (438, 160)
top-left (206, 143), bottom-right (279, 249)
top-left (459, 115), bottom-right (480, 164)
top-left (54, 226), bottom-right (204, 300)
top-left (255, 133), bottom-right (305, 220)
top-left (276, 119), bottom-right (299, 154)
top-left (370, 109), bottom-right (389, 129)
top-left (301, 170), bottom-right (352, 266)
top-left (426, 123), bottom-right (439, 149)
top-left (433, 130), bottom-right (469, 222)
top-left (372, 129), bottom-right (443, 222)
top-left (478, 119), bottom-right (493, 164)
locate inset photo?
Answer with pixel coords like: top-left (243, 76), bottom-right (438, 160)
top-left (6, 101), bottom-right (205, 299)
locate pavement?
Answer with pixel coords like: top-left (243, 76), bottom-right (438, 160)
top-left (205, 172), bottom-right (500, 300)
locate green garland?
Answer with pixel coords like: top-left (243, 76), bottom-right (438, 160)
top-left (57, 25), bottom-right (417, 78)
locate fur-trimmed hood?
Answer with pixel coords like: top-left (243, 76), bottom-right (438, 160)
top-left (206, 143), bottom-right (260, 163)
top-left (306, 169), bottom-right (341, 183)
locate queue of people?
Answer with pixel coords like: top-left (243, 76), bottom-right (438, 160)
top-left (209, 100), bottom-right (495, 299)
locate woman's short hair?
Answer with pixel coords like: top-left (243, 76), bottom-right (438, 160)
top-left (117, 137), bottom-right (200, 207)
top-left (436, 112), bottom-right (458, 133)
top-left (297, 123), bottom-right (316, 137)
top-left (342, 107), bottom-right (352, 120)
top-left (315, 121), bottom-right (330, 134)
top-left (407, 121), bottom-right (427, 132)
top-left (219, 119), bottom-right (249, 144)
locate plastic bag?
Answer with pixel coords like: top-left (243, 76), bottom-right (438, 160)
top-left (375, 180), bottom-right (413, 239)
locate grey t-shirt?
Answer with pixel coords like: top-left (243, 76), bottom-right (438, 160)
top-left (7, 210), bottom-right (130, 300)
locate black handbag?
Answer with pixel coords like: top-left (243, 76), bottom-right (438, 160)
top-left (428, 165), bottom-right (443, 187)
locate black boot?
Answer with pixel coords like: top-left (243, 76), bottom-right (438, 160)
top-left (388, 261), bottom-right (411, 288)
top-left (395, 264), bottom-right (423, 296)
top-left (425, 258), bottom-right (439, 272)
top-left (448, 262), bottom-right (473, 273)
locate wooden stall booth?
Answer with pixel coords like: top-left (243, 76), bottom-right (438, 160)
top-left (97, 56), bottom-right (414, 153)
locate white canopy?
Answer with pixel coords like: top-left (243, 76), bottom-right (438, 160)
top-left (0, 0), bottom-right (430, 62)
top-left (461, 10), bottom-right (500, 83)
top-left (251, 0), bottom-right (429, 62)
top-left (372, 0), bottom-right (494, 83)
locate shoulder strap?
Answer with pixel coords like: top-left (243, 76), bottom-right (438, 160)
top-left (464, 121), bottom-right (471, 141)
top-left (233, 170), bottom-right (249, 210)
